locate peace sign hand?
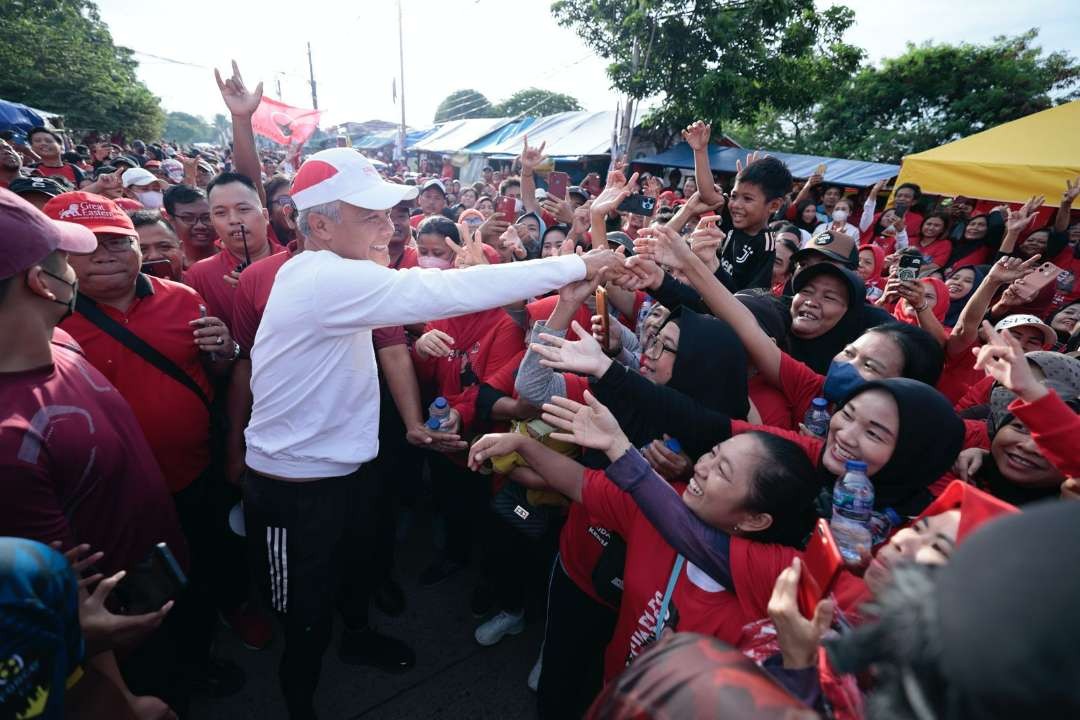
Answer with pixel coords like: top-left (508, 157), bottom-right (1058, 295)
top-left (736, 150), bottom-right (768, 174)
top-left (972, 320), bottom-right (1047, 402)
top-left (1063, 176), bottom-right (1080, 205)
top-left (215, 60), bottom-right (264, 118)
top-left (445, 231), bottom-right (490, 268)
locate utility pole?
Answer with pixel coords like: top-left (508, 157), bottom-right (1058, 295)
top-left (275, 73), bottom-right (283, 100)
top-left (307, 41), bottom-right (318, 110)
top-left (396, 0), bottom-right (407, 160)
top-left (618, 34), bottom-right (638, 161)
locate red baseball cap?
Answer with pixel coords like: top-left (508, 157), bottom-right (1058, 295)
top-left (0, 187), bottom-right (98, 279)
top-left (41, 191), bottom-right (138, 239)
top-left (113, 197), bottom-right (144, 212)
top-left (291, 148), bottom-right (418, 211)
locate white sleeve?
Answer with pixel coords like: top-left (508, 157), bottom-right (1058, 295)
top-left (313, 254), bottom-right (587, 333)
top-left (894, 228), bottom-right (909, 251)
top-left (859, 197), bottom-right (876, 232)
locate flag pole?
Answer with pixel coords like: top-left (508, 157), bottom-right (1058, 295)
top-left (396, 0), bottom-right (407, 162)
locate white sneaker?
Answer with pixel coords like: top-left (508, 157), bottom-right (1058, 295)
top-left (474, 610), bottom-right (525, 647)
top-left (527, 653), bottom-right (542, 692)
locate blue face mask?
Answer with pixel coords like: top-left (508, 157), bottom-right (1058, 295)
top-left (823, 360), bottom-right (866, 403)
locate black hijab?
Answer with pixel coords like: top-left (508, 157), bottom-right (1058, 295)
top-left (943, 264), bottom-right (989, 327)
top-left (786, 263), bottom-right (868, 374)
top-left (831, 378), bottom-right (964, 516)
top-left (945, 212), bottom-right (1004, 268)
top-left (735, 290), bottom-right (791, 353)
top-left (667, 309), bottom-right (751, 421)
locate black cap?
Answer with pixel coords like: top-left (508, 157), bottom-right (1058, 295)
top-left (113, 155), bottom-right (140, 169)
top-left (568, 185), bottom-right (589, 201)
top-left (8, 176), bottom-right (66, 198)
top-left (792, 229), bottom-right (859, 269)
top-left (605, 231), bottom-right (635, 257)
top-left (791, 261), bottom-right (863, 308)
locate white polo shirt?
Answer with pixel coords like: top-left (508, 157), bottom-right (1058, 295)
top-left (245, 250), bottom-right (586, 479)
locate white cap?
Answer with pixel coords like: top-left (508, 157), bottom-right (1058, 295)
top-left (291, 148), bottom-right (418, 211)
top-left (994, 314), bottom-right (1056, 348)
top-left (122, 167), bottom-right (157, 188)
top-left (161, 158), bottom-right (183, 183)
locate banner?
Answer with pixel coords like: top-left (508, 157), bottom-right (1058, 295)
top-left (251, 97), bottom-right (322, 146)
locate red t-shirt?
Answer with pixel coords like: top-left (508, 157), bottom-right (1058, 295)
top-left (581, 472), bottom-right (795, 680)
top-left (0, 331), bottom-right (188, 576)
top-left (914, 238), bottom-right (952, 268)
top-left (778, 352), bottom-right (826, 427)
top-left (559, 479), bottom-right (620, 609)
top-left (936, 342), bottom-right (984, 405)
top-left (61, 276), bottom-right (213, 493)
top-left (184, 241), bottom-right (285, 323)
top-left (32, 163), bottom-right (82, 186)
top-left (391, 245), bottom-right (419, 270)
top-left (748, 374), bottom-right (797, 429)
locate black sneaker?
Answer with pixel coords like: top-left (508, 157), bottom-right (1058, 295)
top-left (418, 558), bottom-right (463, 588)
top-left (190, 656), bottom-right (246, 698)
top-left (339, 627), bottom-right (416, 673)
top-left (470, 581), bottom-right (496, 618)
top-left (373, 578), bottom-right (407, 617)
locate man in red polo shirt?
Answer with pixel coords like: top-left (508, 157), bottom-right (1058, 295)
top-left (44, 190), bottom-right (249, 697)
top-left (185, 172), bottom-right (284, 320)
top-left (0, 187), bottom-right (187, 716)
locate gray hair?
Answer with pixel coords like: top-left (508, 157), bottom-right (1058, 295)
top-left (297, 200), bottom-right (342, 238)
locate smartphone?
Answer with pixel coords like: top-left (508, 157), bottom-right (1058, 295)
top-left (547, 171), bottom-right (570, 200)
top-left (112, 543), bottom-right (187, 615)
top-left (894, 201), bottom-right (909, 218)
top-left (595, 286), bottom-right (610, 348)
top-left (617, 193), bottom-right (657, 216)
top-left (797, 520), bottom-right (844, 619)
top-left (814, 163), bottom-right (826, 177)
top-left (1012, 261), bottom-right (1062, 300)
top-left (496, 195), bottom-right (517, 223)
top-left (897, 254), bottom-right (923, 282)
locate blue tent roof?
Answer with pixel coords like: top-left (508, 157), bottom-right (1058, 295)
top-left (482, 111), bottom-right (618, 159)
top-left (352, 127), bottom-right (433, 149)
top-left (409, 118), bottom-right (516, 154)
top-left (634, 142), bottom-right (900, 188)
top-left (464, 117), bottom-right (537, 154)
top-left (0, 99), bottom-right (46, 135)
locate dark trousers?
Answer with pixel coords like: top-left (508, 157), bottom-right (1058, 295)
top-left (243, 467), bottom-right (378, 720)
top-left (537, 556), bottom-right (617, 720)
top-left (429, 454), bottom-right (490, 565)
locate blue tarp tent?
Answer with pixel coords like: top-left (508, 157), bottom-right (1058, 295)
top-left (0, 99), bottom-right (49, 135)
top-left (634, 142), bottom-right (900, 188)
top-left (353, 127), bottom-right (434, 150)
top-left (483, 111), bottom-right (618, 159)
top-left (409, 118), bottom-right (516, 154)
top-left (464, 117), bottom-right (537, 154)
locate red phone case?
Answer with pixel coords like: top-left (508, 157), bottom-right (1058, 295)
top-left (797, 519), bottom-right (844, 619)
top-left (548, 172), bottom-right (569, 200)
top-left (497, 196), bottom-right (517, 223)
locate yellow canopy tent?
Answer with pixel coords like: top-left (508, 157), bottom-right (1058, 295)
top-left (895, 100), bottom-right (1080, 207)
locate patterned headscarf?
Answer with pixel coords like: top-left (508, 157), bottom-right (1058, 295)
top-left (988, 351), bottom-right (1080, 436)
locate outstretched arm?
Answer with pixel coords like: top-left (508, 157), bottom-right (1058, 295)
top-left (215, 60), bottom-right (266, 203)
top-left (682, 121), bottom-right (723, 206)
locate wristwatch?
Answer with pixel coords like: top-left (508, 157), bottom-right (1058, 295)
top-left (228, 340), bottom-right (240, 360)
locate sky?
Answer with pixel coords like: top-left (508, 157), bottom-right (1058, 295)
top-left (93, 0), bottom-right (1080, 130)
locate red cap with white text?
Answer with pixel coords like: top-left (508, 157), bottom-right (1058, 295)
top-left (290, 148), bottom-right (418, 211)
top-left (41, 191), bottom-right (138, 238)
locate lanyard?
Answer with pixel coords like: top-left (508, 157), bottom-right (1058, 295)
top-left (654, 554), bottom-right (685, 642)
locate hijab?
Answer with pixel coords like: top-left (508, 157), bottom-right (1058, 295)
top-left (988, 351), bottom-right (1080, 436)
top-left (943, 264), bottom-right (988, 327)
top-left (891, 277), bottom-right (949, 325)
top-left (787, 264), bottom-right (869, 374)
top-left (586, 633), bottom-right (818, 720)
top-left (835, 378), bottom-right (964, 516)
top-left (945, 212), bottom-right (999, 268)
top-left (735, 290), bottom-right (791, 353)
top-left (859, 243), bottom-right (885, 290)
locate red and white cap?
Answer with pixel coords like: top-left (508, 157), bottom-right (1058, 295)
top-left (994, 313), bottom-right (1056, 348)
top-left (290, 148), bottom-right (418, 211)
top-left (0, 187), bottom-right (98, 279)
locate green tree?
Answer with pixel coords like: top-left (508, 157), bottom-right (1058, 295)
top-left (808, 30), bottom-right (1080, 163)
top-left (0, 0), bottom-right (164, 139)
top-left (163, 112), bottom-right (214, 144)
top-left (551, 0), bottom-right (862, 145)
top-left (434, 89), bottom-right (494, 122)
top-left (494, 88), bottom-right (582, 116)
top-left (212, 113), bottom-right (232, 145)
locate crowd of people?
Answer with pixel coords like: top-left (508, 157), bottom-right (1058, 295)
top-left (1, 60), bottom-right (1079, 720)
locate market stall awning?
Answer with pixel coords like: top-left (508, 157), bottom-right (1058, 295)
top-left (0, 99), bottom-right (62, 135)
top-left (895, 100), bottom-right (1080, 206)
top-left (353, 127), bottom-right (434, 149)
top-left (633, 143), bottom-right (900, 188)
top-left (464, 117), bottom-right (537, 154)
top-left (408, 118), bottom-right (516, 154)
top-left (482, 111), bottom-right (619, 159)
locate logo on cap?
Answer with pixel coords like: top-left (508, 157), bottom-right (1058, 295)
top-left (58, 200), bottom-right (123, 222)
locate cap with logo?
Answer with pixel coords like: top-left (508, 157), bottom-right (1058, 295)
top-left (161, 158), bottom-right (184, 183)
top-left (291, 148), bottom-right (418, 211)
top-left (994, 314), bottom-right (1056, 348)
top-left (41, 191), bottom-right (138, 239)
top-left (793, 229), bottom-right (859, 269)
top-left (121, 167), bottom-right (157, 188)
top-left (8, 176), bottom-right (67, 199)
top-left (0, 188), bottom-right (98, 279)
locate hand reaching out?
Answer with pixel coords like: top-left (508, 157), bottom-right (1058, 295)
top-left (540, 391), bottom-right (628, 456)
top-left (689, 218), bottom-right (724, 273)
top-left (972, 320), bottom-right (1048, 402)
top-left (987, 254), bottom-right (1041, 285)
top-left (532, 320), bottom-right (613, 378)
top-left (215, 60), bottom-right (263, 118)
top-left (633, 224), bottom-right (694, 270)
top-left (618, 255), bottom-right (666, 291)
top-left (416, 329), bottom-right (454, 359)
top-left (767, 557), bottom-right (834, 669)
top-left (501, 225), bottom-right (527, 260)
top-left (681, 121), bottom-right (712, 151)
top-left (519, 134), bottom-right (548, 175)
top-left (591, 171), bottom-right (640, 218)
top-left (557, 273), bottom-right (604, 306)
top-left (1064, 176), bottom-right (1080, 206)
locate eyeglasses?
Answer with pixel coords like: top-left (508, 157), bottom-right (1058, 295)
top-left (175, 213), bottom-right (211, 226)
top-left (271, 196), bottom-right (295, 208)
top-left (643, 336), bottom-right (678, 361)
top-left (98, 237), bottom-right (136, 254)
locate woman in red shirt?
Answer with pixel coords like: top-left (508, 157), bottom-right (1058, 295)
top-left (910, 211), bottom-right (952, 268)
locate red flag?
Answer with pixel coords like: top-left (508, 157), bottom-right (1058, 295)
top-left (251, 97), bottom-right (321, 146)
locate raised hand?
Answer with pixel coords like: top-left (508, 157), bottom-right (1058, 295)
top-left (447, 230), bottom-right (491, 268)
top-left (643, 175), bottom-right (664, 199)
top-left (868, 178), bottom-right (886, 199)
top-left (415, 328), bottom-right (454, 359)
top-left (215, 60), bottom-right (264, 118)
top-left (532, 320), bottom-right (612, 378)
top-left (689, 218), bottom-right (725, 273)
top-left (735, 150), bottom-right (768, 174)
top-left (591, 171), bottom-right (640, 218)
top-left (579, 247), bottom-right (627, 282)
top-left (767, 557), bottom-right (834, 669)
top-left (1020, 194), bottom-right (1046, 216)
top-left (633, 224), bottom-right (694, 270)
top-left (619, 255), bottom-right (666, 291)
top-left (972, 320), bottom-right (1048, 402)
top-left (681, 190), bottom-right (725, 218)
top-left (591, 312), bottom-right (622, 356)
top-left (519, 134), bottom-right (548, 175)
top-left (478, 213), bottom-right (510, 246)
top-left (501, 225), bottom-right (527, 260)
top-left (681, 120), bottom-right (711, 151)
top-left (1064, 176), bottom-right (1080, 206)
top-left (558, 273), bottom-right (604, 306)
top-left (1004, 206), bottom-right (1037, 236)
top-left (987, 254), bottom-right (1041, 285)
top-left (540, 391), bottom-right (627, 454)
top-left (541, 196), bottom-right (575, 224)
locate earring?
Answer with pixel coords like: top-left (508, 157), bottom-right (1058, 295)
top-left (733, 524), bottom-right (741, 532)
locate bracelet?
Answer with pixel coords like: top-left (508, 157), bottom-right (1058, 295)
top-left (915, 302), bottom-right (930, 313)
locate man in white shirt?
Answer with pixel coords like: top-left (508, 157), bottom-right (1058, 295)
top-left (242, 148), bottom-right (621, 720)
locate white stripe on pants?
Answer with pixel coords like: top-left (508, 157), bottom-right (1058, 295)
top-left (267, 527), bottom-right (289, 612)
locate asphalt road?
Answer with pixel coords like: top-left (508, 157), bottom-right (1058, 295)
top-left (191, 509), bottom-right (547, 720)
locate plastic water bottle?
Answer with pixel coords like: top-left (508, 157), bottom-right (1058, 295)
top-left (641, 437), bottom-right (682, 455)
top-left (803, 398), bottom-right (831, 438)
top-left (830, 460), bottom-right (874, 563)
top-left (428, 396), bottom-right (453, 431)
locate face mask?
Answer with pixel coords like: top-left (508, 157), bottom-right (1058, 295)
top-left (417, 255), bottom-right (453, 270)
top-left (832, 208), bottom-right (849, 223)
top-left (135, 190), bottom-right (164, 208)
top-left (40, 268), bottom-right (78, 321)
top-left (823, 360), bottom-right (866, 403)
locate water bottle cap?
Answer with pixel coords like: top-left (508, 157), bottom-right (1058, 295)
top-left (884, 507), bottom-right (902, 525)
top-left (426, 417), bottom-right (442, 430)
top-left (811, 397), bottom-right (828, 408)
top-left (433, 397), bottom-right (448, 409)
top-left (844, 460), bottom-right (868, 472)
top-left (664, 437), bottom-right (682, 453)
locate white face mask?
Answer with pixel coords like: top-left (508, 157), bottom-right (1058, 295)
top-left (832, 208), bottom-right (849, 224)
top-left (135, 190), bottom-right (164, 209)
top-left (417, 255), bottom-right (453, 270)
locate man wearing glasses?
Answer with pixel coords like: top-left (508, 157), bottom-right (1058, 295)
top-left (164, 184), bottom-right (218, 266)
top-left (265, 175), bottom-right (297, 247)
